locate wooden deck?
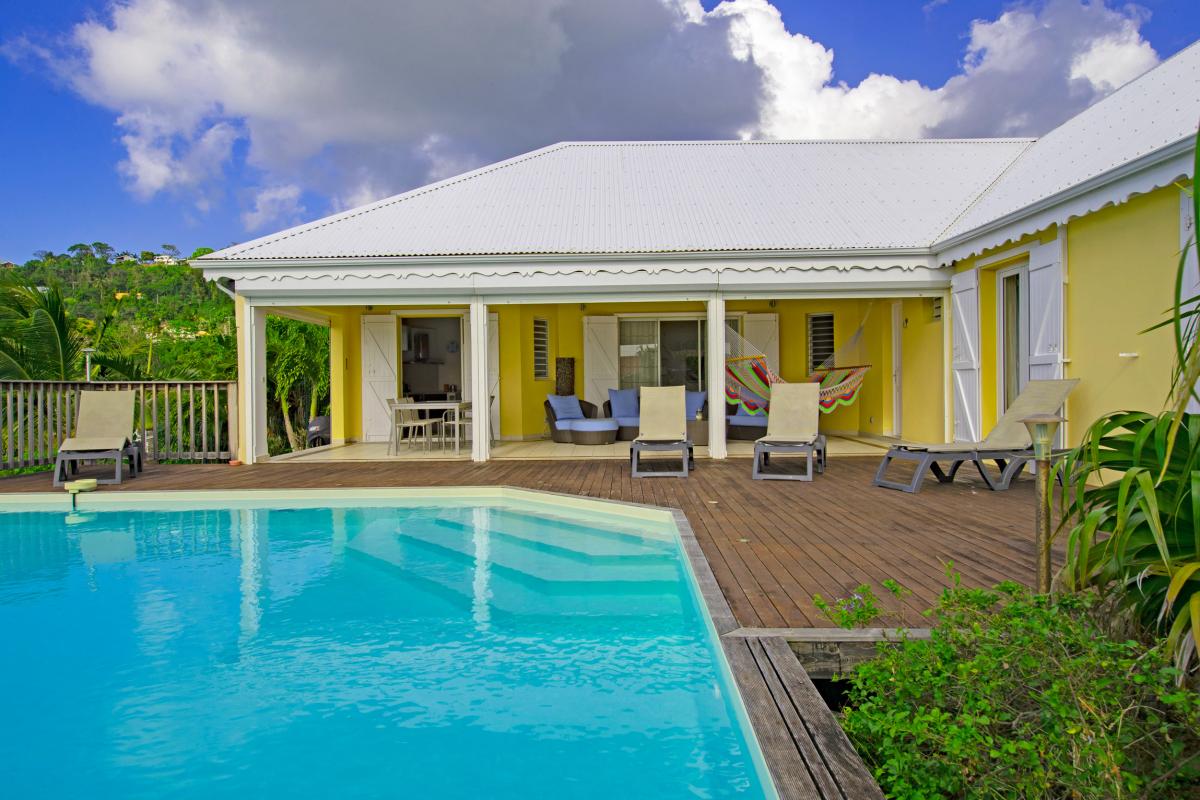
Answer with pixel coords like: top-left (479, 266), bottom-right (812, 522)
top-left (1, 454), bottom-right (1049, 799)
top-left (724, 636), bottom-right (883, 800)
top-left (0, 455), bottom-right (1049, 628)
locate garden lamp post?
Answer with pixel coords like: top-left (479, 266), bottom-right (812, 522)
top-left (82, 348), bottom-right (96, 382)
top-left (1021, 413), bottom-right (1064, 594)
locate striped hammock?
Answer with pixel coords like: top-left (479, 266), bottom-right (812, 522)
top-left (725, 356), bottom-right (871, 415)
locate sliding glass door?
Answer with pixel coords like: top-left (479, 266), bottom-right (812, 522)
top-left (617, 317), bottom-right (739, 392)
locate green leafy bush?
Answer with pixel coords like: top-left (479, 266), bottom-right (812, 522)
top-left (813, 579), bottom-right (910, 629)
top-left (840, 580), bottom-right (1200, 799)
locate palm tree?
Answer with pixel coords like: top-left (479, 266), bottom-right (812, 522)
top-left (0, 274), bottom-right (86, 380)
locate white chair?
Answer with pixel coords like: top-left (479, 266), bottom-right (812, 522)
top-left (440, 396), bottom-right (495, 449)
top-left (387, 398), bottom-right (440, 454)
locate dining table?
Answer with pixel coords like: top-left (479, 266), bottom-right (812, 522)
top-left (390, 399), bottom-right (472, 455)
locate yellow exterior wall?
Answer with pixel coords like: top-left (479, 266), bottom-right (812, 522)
top-left (949, 184), bottom-right (1185, 448)
top-left (285, 296), bottom-right (950, 445)
top-left (1064, 185), bottom-right (1183, 444)
top-left (899, 297), bottom-right (945, 443)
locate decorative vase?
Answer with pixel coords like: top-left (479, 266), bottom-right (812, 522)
top-left (556, 357), bottom-right (576, 396)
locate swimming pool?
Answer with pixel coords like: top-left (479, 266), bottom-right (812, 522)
top-left (0, 489), bottom-right (775, 799)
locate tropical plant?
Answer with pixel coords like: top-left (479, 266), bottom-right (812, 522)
top-left (1054, 134), bottom-right (1200, 679)
top-left (267, 317), bottom-right (330, 452)
top-left (0, 274), bottom-right (87, 379)
top-left (841, 580), bottom-right (1200, 799)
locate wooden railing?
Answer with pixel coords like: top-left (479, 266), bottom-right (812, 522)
top-left (1, 381), bottom-right (238, 470)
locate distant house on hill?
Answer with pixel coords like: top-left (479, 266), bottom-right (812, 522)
top-left (1, 261), bottom-right (16, 270)
top-left (153, 254), bottom-right (179, 265)
top-left (116, 254), bottom-right (137, 263)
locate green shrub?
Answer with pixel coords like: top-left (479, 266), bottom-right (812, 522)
top-left (840, 581), bottom-right (1200, 799)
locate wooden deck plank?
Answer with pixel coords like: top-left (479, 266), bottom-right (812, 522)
top-left (757, 636), bottom-right (884, 800)
top-left (0, 455), bottom-right (1056, 628)
top-left (723, 638), bottom-right (824, 800)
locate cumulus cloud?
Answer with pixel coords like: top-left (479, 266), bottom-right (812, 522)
top-left (709, 0), bottom-right (1159, 139)
top-left (241, 184), bottom-right (304, 231)
top-left (5, 0), bottom-right (1162, 230)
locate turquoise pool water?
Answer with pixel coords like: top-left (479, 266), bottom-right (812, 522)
top-left (0, 496), bottom-right (774, 799)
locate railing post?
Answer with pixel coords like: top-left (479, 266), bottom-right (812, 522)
top-left (227, 381), bottom-right (239, 463)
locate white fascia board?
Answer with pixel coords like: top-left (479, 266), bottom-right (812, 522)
top-left (935, 139), bottom-right (1194, 265)
top-left (198, 249), bottom-right (938, 300)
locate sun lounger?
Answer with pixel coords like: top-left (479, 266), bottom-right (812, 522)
top-left (873, 378), bottom-right (1078, 493)
top-left (53, 390), bottom-right (139, 487)
top-left (631, 386), bottom-right (691, 478)
top-left (752, 382), bottom-right (825, 481)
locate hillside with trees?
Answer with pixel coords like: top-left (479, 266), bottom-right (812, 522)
top-left (0, 243), bottom-right (328, 454)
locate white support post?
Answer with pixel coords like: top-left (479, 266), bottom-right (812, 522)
top-left (469, 299), bottom-right (490, 462)
top-left (706, 294), bottom-right (728, 459)
top-left (243, 303), bottom-right (268, 464)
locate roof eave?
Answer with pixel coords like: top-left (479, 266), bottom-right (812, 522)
top-left (932, 134), bottom-right (1196, 258)
top-left (194, 245), bottom-right (936, 271)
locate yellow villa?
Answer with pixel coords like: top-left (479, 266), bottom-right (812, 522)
top-left (195, 42), bottom-right (1199, 466)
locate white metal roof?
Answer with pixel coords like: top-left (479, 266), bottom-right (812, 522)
top-left (938, 40), bottom-right (1200, 245)
top-left (204, 139), bottom-right (1031, 260)
top-left (201, 40), bottom-right (1198, 267)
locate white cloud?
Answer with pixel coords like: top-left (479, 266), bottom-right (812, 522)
top-left (709, 0), bottom-right (1159, 140)
top-left (6, 0), bottom-right (1163, 226)
top-left (241, 184), bottom-right (303, 231)
top-left (711, 0), bottom-right (949, 138)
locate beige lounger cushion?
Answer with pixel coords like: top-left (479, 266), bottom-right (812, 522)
top-left (757, 382), bottom-right (819, 445)
top-left (60, 390), bottom-right (136, 453)
top-left (636, 386), bottom-right (687, 442)
top-left (57, 436), bottom-right (129, 453)
top-left (894, 379), bottom-right (1078, 453)
top-left (980, 379), bottom-right (1078, 450)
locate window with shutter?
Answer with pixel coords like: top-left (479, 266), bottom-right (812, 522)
top-left (807, 313), bottom-right (835, 372)
top-left (532, 318), bottom-right (550, 380)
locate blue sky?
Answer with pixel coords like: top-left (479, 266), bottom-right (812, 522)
top-left (1, 0), bottom-right (1197, 264)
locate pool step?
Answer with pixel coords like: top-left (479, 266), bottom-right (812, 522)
top-left (394, 518), bottom-right (680, 587)
top-left (423, 515), bottom-right (675, 564)
top-left (347, 522), bottom-right (685, 619)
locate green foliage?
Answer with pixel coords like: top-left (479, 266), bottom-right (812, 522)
top-left (1055, 410), bottom-right (1200, 678)
top-left (3, 244), bottom-right (328, 454)
top-left (267, 317), bottom-right (330, 453)
top-left (841, 582), bottom-right (1200, 799)
top-left (1054, 138), bottom-right (1200, 678)
top-left (813, 580), bottom-right (910, 629)
top-left (0, 273), bottom-right (87, 379)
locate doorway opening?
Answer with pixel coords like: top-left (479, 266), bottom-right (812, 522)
top-left (998, 265), bottom-right (1029, 413)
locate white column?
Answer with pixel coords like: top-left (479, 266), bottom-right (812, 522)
top-left (706, 293), bottom-right (728, 459)
top-left (243, 302), bottom-right (268, 464)
top-left (469, 299), bottom-right (490, 462)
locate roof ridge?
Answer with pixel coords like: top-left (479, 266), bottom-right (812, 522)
top-left (931, 139), bottom-right (1040, 245)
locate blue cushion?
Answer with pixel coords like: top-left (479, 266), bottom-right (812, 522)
top-left (615, 416), bottom-right (640, 428)
top-left (547, 394), bottom-right (584, 420)
top-left (554, 418), bottom-right (578, 431)
top-left (571, 419), bottom-right (618, 432)
top-left (608, 388), bottom-right (639, 418)
top-left (685, 391), bottom-right (706, 420)
top-left (730, 413), bottom-right (769, 428)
